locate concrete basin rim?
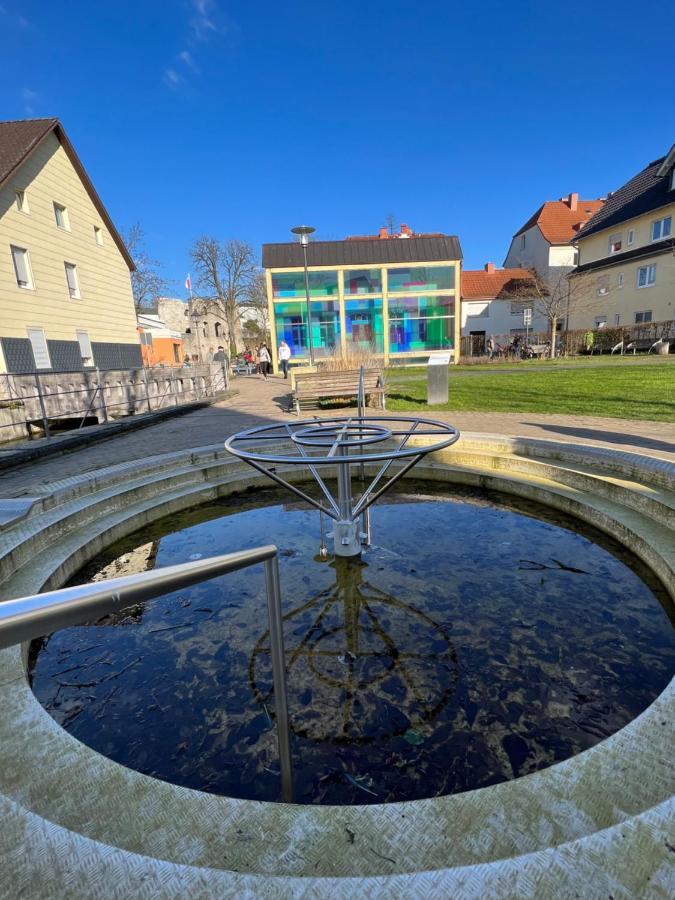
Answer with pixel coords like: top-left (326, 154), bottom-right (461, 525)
top-left (0, 437), bottom-right (673, 879)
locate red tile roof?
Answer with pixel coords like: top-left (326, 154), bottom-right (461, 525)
top-left (462, 268), bottom-right (535, 300)
top-left (515, 198), bottom-right (605, 245)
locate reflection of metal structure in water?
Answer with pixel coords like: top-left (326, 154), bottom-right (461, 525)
top-left (224, 413), bottom-right (460, 557)
top-left (249, 556), bottom-right (459, 743)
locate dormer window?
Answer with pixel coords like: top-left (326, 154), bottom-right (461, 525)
top-left (520, 234), bottom-right (526, 250)
top-left (671, 169), bottom-right (675, 191)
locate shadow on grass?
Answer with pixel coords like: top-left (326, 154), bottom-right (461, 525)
top-left (521, 423), bottom-right (675, 453)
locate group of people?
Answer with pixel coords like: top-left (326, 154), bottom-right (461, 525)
top-left (486, 334), bottom-right (553, 360)
top-left (240, 341), bottom-right (292, 379)
top-left (182, 345), bottom-right (229, 368)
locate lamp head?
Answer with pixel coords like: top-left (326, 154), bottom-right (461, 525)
top-left (291, 225), bottom-right (315, 246)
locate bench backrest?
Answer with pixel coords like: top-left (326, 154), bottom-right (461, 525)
top-left (295, 369), bottom-right (383, 392)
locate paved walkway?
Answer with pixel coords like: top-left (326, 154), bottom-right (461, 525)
top-left (0, 373), bottom-right (673, 497)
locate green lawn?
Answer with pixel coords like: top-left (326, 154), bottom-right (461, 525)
top-left (386, 355), bottom-right (675, 378)
top-left (385, 362), bottom-right (675, 421)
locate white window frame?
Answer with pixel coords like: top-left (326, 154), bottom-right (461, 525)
top-left (27, 327), bottom-right (51, 369)
top-left (76, 330), bottom-right (94, 367)
top-left (651, 215), bottom-right (672, 242)
top-left (634, 310), bottom-right (652, 324)
top-left (617, 272), bottom-right (624, 289)
top-left (627, 228), bottom-right (635, 246)
top-left (637, 264), bottom-right (656, 288)
top-left (15, 189), bottom-right (29, 213)
top-left (10, 245), bottom-right (34, 289)
top-left (64, 262), bottom-right (81, 299)
top-left (93, 225), bottom-right (103, 246)
top-left (53, 202), bottom-right (70, 231)
top-left (614, 314), bottom-right (621, 325)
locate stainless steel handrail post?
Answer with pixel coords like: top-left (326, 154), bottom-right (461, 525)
top-left (264, 555), bottom-right (294, 802)
top-left (358, 365), bottom-right (366, 481)
top-left (0, 545), bottom-right (295, 804)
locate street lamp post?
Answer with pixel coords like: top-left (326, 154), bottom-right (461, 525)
top-left (291, 225), bottom-right (315, 366)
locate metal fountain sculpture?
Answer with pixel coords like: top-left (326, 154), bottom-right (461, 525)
top-left (224, 369), bottom-right (460, 559)
top-left (223, 371), bottom-right (460, 799)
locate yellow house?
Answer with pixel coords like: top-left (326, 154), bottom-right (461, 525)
top-left (569, 145), bottom-right (675, 330)
top-left (0, 118), bottom-right (141, 374)
top-left (262, 225), bottom-right (462, 372)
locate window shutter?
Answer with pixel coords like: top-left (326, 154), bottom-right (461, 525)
top-left (76, 330), bottom-right (93, 361)
top-left (65, 263), bottom-right (78, 295)
top-left (27, 329), bottom-right (51, 369)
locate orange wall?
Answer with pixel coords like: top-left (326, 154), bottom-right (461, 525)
top-left (138, 330), bottom-right (183, 367)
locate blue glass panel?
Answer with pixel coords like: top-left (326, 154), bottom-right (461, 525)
top-left (388, 295), bottom-right (455, 353)
top-left (345, 298), bottom-right (384, 352)
top-left (344, 268), bottom-right (382, 295)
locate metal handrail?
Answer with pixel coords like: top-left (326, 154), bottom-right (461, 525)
top-left (0, 545), bottom-right (294, 802)
top-left (357, 364), bottom-right (365, 419)
top-left (0, 366), bottom-right (230, 439)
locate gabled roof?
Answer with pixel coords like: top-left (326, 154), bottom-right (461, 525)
top-left (576, 146), bottom-right (675, 240)
top-left (262, 235), bottom-right (462, 268)
top-left (514, 198), bottom-right (604, 245)
top-left (462, 268), bottom-right (536, 300)
top-left (0, 117), bottom-right (135, 271)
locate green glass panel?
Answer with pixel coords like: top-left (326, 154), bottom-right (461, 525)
top-left (272, 271), bottom-right (338, 299)
top-left (387, 266), bottom-right (455, 293)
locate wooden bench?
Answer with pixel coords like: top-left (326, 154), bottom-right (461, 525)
top-left (292, 369), bottom-right (385, 416)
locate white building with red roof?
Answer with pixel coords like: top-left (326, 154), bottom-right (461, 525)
top-left (503, 193), bottom-right (604, 277)
top-left (461, 263), bottom-right (547, 351)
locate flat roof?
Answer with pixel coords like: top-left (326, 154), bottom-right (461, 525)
top-left (262, 235), bottom-right (462, 269)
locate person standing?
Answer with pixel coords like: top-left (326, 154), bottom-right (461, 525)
top-left (487, 335), bottom-right (495, 360)
top-left (259, 344), bottom-right (271, 378)
top-left (278, 340), bottom-right (291, 379)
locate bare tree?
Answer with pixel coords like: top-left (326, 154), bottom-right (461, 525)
top-left (189, 237), bottom-right (257, 354)
top-left (241, 272), bottom-right (270, 335)
top-left (123, 223), bottom-right (169, 314)
top-left (507, 267), bottom-right (597, 353)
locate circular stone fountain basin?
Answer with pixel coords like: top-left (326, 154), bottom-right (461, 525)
top-left (29, 482), bottom-right (675, 806)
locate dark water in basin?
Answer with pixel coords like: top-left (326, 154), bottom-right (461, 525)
top-left (29, 484), bottom-right (675, 805)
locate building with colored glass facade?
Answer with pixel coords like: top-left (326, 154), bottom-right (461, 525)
top-left (262, 228), bottom-right (462, 371)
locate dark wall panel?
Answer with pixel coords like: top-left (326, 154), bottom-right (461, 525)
top-left (0, 337), bottom-right (35, 373)
top-left (92, 342), bottom-right (143, 370)
top-left (46, 340), bottom-right (83, 372)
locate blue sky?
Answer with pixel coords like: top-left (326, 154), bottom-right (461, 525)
top-left (2, 0), bottom-right (674, 295)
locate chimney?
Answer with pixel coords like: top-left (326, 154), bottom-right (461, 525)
top-left (399, 223), bottom-right (412, 238)
top-left (484, 262), bottom-right (495, 273)
top-left (568, 192), bottom-right (579, 211)
top-left (379, 226), bottom-right (388, 239)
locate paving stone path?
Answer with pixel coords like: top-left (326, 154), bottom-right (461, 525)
top-left (0, 372), bottom-right (673, 497)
